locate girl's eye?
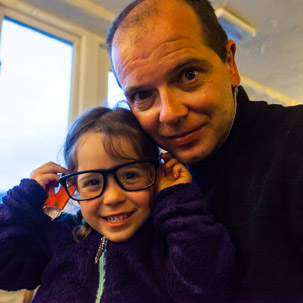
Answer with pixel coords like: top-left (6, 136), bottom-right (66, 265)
top-left (124, 172), bottom-right (139, 180)
top-left (120, 170), bottom-right (141, 184)
top-left (83, 179), bottom-right (100, 187)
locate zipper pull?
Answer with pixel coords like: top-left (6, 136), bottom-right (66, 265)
top-left (95, 236), bottom-right (108, 264)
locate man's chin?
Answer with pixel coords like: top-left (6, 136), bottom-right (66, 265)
top-left (169, 147), bottom-right (211, 164)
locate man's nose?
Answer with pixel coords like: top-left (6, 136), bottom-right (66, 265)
top-left (158, 87), bottom-right (188, 124)
top-left (101, 175), bottom-right (126, 206)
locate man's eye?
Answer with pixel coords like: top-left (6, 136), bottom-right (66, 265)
top-left (178, 68), bottom-right (199, 83)
top-left (128, 90), bottom-right (154, 110)
top-left (134, 90), bottom-right (149, 100)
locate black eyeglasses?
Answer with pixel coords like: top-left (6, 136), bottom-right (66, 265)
top-left (59, 160), bottom-right (159, 201)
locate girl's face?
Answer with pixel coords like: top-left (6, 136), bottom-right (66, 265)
top-left (75, 131), bottom-right (154, 242)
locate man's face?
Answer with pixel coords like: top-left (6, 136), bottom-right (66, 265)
top-left (112, 0), bottom-right (240, 164)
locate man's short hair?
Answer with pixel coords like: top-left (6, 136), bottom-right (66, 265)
top-left (106, 0), bottom-right (228, 74)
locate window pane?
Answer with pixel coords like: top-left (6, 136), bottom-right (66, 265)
top-left (107, 71), bottom-right (128, 109)
top-left (0, 18), bottom-right (73, 200)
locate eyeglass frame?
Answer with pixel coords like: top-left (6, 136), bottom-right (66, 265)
top-left (59, 159), bottom-right (159, 202)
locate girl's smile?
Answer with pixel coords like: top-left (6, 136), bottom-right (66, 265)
top-left (102, 211), bottom-right (134, 224)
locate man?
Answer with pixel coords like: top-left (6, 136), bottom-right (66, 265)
top-left (106, 0), bottom-right (303, 302)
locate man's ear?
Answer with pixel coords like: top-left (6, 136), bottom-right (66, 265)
top-left (225, 40), bottom-right (241, 88)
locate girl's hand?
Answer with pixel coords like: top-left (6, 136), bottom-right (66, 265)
top-left (30, 162), bottom-right (68, 191)
top-left (156, 153), bottom-right (192, 193)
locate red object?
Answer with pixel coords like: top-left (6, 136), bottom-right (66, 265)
top-left (43, 185), bottom-right (76, 220)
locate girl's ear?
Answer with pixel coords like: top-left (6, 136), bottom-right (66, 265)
top-left (225, 40), bottom-right (241, 88)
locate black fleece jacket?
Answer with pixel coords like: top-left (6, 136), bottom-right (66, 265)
top-left (190, 86), bottom-right (303, 303)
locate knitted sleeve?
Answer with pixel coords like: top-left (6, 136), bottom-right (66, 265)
top-left (153, 183), bottom-right (238, 303)
top-left (0, 179), bottom-right (52, 291)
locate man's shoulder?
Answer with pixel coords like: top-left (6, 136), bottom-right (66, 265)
top-left (261, 101), bottom-right (303, 131)
top-left (238, 86), bottom-right (303, 128)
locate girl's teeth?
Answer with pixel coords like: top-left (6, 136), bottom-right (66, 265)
top-left (106, 213), bottom-right (131, 223)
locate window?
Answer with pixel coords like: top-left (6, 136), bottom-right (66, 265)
top-left (107, 71), bottom-right (128, 109)
top-left (0, 18), bottom-right (73, 200)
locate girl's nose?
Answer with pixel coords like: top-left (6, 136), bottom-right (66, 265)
top-left (101, 175), bottom-right (126, 206)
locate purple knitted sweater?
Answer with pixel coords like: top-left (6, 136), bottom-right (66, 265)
top-left (0, 179), bottom-right (237, 303)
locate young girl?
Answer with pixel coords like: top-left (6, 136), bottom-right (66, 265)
top-left (0, 107), bottom-right (237, 303)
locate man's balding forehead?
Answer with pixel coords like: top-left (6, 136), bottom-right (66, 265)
top-left (118, 0), bottom-right (158, 30)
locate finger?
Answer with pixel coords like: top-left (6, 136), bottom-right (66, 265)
top-left (30, 162), bottom-right (67, 178)
top-left (33, 173), bottom-right (61, 190)
top-left (155, 164), bottom-right (167, 192)
top-left (160, 152), bottom-right (173, 163)
top-left (163, 158), bottom-right (179, 170)
top-left (30, 162), bottom-right (67, 190)
top-left (172, 163), bottom-right (184, 179)
top-left (38, 161), bottom-right (67, 174)
top-left (174, 164), bottom-right (192, 183)
top-left (156, 163), bottom-right (166, 178)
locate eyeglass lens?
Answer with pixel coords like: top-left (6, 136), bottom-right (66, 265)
top-left (65, 162), bottom-right (156, 200)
